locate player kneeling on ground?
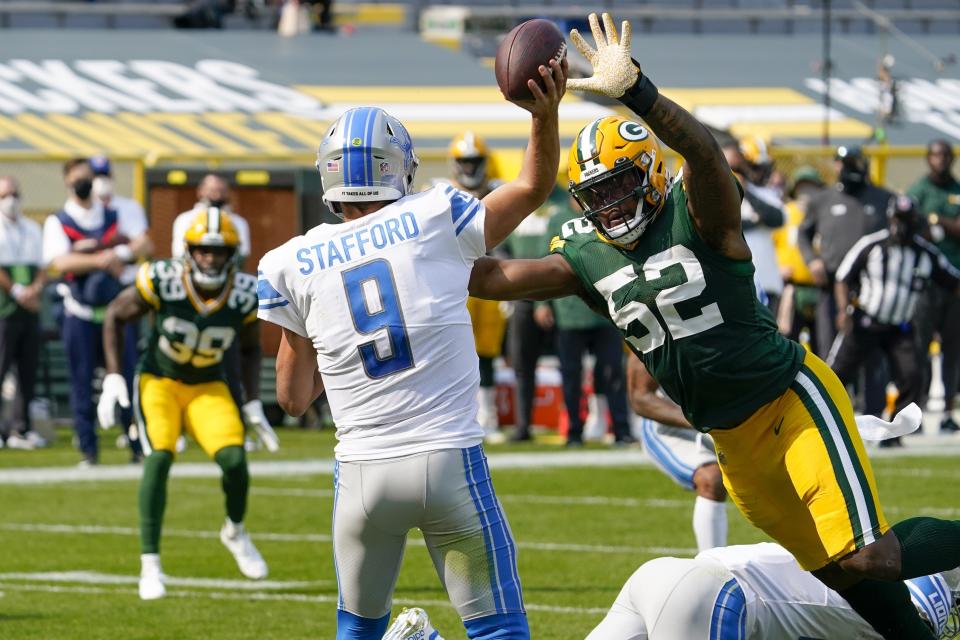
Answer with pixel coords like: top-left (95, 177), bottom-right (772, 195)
top-left (586, 542), bottom-right (959, 640)
top-left (99, 208), bottom-right (270, 600)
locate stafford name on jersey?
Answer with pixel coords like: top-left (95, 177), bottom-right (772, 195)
top-left (294, 211), bottom-right (420, 275)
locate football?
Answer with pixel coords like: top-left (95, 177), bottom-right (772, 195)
top-left (495, 19), bottom-right (567, 102)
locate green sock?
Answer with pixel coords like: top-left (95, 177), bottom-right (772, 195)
top-left (139, 451), bottom-right (174, 554)
top-left (838, 579), bottom-right (935, 639)
top-left (214, 445), bottom-right (249, 524)
top-left (892, 517), bottom-right (960, 579)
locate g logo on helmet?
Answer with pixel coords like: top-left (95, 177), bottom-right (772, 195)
top-left (618, 121), bottom-right (649, 142)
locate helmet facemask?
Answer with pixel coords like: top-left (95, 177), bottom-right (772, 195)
top-left (571, 152), bottom-right (664, 247)
top-left (186, 244), bottom-right (236, 291)
top-left (454, 156), bottom-right (487, 190)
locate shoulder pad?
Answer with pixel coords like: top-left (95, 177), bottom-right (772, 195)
top-left (146, 259), bottom-right (187, 303)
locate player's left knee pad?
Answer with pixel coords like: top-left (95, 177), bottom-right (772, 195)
top-left (463, 612), bottom-right (530, 640)
top-left (336, 610), bottom-right (390, 640)
top-left (214, 445), bottom-right (247, 477)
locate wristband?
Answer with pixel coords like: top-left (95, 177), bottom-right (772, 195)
top-left (113, 244), bottom-right (134, 263)
top-left (620, 61), bottom-right (659, 117)
top-left (10, 283), bottom-right (25, 300)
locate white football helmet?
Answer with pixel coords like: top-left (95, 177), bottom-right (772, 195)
top-left (317, 106), bottom-right (419, 217)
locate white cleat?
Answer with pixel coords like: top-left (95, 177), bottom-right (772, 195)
top-left (382, 607), bottom-right (444, 640)
top-left (220, 519), bottom-right (268, 580)
top-left (139, 554), bottom-right (166, 600)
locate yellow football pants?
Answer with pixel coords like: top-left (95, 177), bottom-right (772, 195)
top-left (135, 373), bottom-right (245, 457)
top-left (710, 351), bottom-right (888, 570)
top-left (467, 297), bottom-right (506, 359)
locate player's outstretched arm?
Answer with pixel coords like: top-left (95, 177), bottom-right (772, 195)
top-left (103, 286), bottom-right (150, 376)
top-left (275, 327), bottom-right (324, 418)
top-left (468, 254), bottom-right (581, 301)
top-left (481, 58), bottom-right (566, 250)
top-left (99, 285), bottom-right (150, 429)
top-left (568, 13), bottom-right (746, 259)
top-left (626, 352), bottom-right (692, 429)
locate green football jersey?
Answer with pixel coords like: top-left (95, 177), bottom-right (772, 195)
top-left (134, 259), bottom-right (258, 385)
top-left (551, 182), bottom-right (804, 431)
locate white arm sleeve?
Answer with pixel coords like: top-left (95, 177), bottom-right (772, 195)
top-left (42, 214), bottom-right (70, 267)
top-left (170, 212), bottom-right (189, 258)
top-left (116, 197), bottom-right (148, 239)
top-left (230, 213), bottom-right (252, 257)
top-left (257, 250), bottom-right (308, 337)
top-left (440, 185), bottom-right (487, 263)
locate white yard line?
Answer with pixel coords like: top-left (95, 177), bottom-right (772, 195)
top-left (3, 437), bottom-right (960, 485)
top-left (0, 580), bottom-right (609, 615)
top-left (0, 522), bottom-right (696, 556)
top-left (0, 571), bottom-right (328, 590)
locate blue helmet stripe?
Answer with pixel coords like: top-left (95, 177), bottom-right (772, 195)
top-left (363, 107), bottom-right (377, 184)
top-left (347, 107), bottom-right (371, 188)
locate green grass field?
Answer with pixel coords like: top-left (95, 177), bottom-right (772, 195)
top-left (0, 427), bottom-right (957, 639)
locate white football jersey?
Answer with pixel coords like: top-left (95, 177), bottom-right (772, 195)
top-left (697, 543), bottom-right (882, 639)
top-left (257, 185), bottom-right (487, 461)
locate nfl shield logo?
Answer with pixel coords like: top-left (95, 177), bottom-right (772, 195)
top-left (326, 160), bottom-right (339, 173)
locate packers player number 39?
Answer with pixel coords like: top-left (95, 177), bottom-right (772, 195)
top-left (138, 259), bottom-right (258, 375)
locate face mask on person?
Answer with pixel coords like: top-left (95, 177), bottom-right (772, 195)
top-left (0, 195), bottom-right (20, 221)
top-left (204, 197), bottom-right (227, 208)
top-left (92, 176), bottom-right (114, 200)
top-left (72, 178), bottom-right (93, 201)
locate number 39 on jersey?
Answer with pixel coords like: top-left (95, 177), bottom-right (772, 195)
top-left (135, 259), bottom-right (258, 385)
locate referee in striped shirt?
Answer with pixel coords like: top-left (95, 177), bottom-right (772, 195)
top-left (830, 195), bottom-right (960, 442)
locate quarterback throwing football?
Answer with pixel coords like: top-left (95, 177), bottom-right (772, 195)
top-left (468, 13), bottom-right (960, 639)
top-left (257, 62), bottom-right (566, 638)
top-left (99, 209), bottom-right (271, 600)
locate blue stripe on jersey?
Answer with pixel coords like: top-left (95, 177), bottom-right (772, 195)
top-left (455, 201), bottom-right (482, 236)
top-left (462, 446), bottom-right (504, 613)
top-left (259, 300), bottom-right (290, 310)
top-left (333, 461), bottom-right (343, 610)
top-left (640, 419), bottom-right (696, 489)
top-left (709, 578), bottom-right (747, 640)
top-left (428, 631), bottom-right (439, 640)
top-left (257, 278), bottom-right (287, 304)
top-left (450, 190), bottom-right (473, 223)
top-left (469, 445), bottom-right (524, 612)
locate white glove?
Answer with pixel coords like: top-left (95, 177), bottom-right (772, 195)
top-left (567, 12), bottom-right (639, 98)
top-left (97, 373), bottom-right (130, 430)
top-left (242, 399), bottom-right (280, 452)
top-left (855, 402), bottom-right (922, 441)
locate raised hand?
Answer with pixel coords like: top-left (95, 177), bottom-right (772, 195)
top-left (567, 12), bottom-right (639, 98)
top-left (509, 57), bottom-right (568, 119)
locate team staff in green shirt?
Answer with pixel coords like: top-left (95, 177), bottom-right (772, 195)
top-left (907, 140), bottom-right (960, 433)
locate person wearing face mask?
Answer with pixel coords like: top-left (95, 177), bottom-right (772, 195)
top-left (773, 166), bottom-right (825, 345)
top-left (908, 140), bottom-right (960, 433)
top-left (42, 159), bottom-right (152, 466)
top-left (170, 174), bottom-right (251, 268)
top-left (0, 176), bottom-right (46, 451)
top-left (830, 195), bottom-right (960, 447)
top-left (798, 147), bottom-right (895, 361)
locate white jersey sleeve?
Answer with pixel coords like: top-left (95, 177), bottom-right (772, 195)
top-left (256, 186), bottom-right (485, 462)
top-left (257, 245), bottom-right (308, 337)
top-left (437, 182), bottom-right (487, 262)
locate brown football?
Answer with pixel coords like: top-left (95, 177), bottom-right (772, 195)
top-left (495, 19), bottom-right (567, 102)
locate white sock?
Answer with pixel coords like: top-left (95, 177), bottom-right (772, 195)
top-left (583, 395), bottom-right (608, 441)
top-left (692, 496), bottom-right (728, 551)
top-left (477, 387), bottom-right (498, 434)
top-left (140, 553), bottom-right (162, 574)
